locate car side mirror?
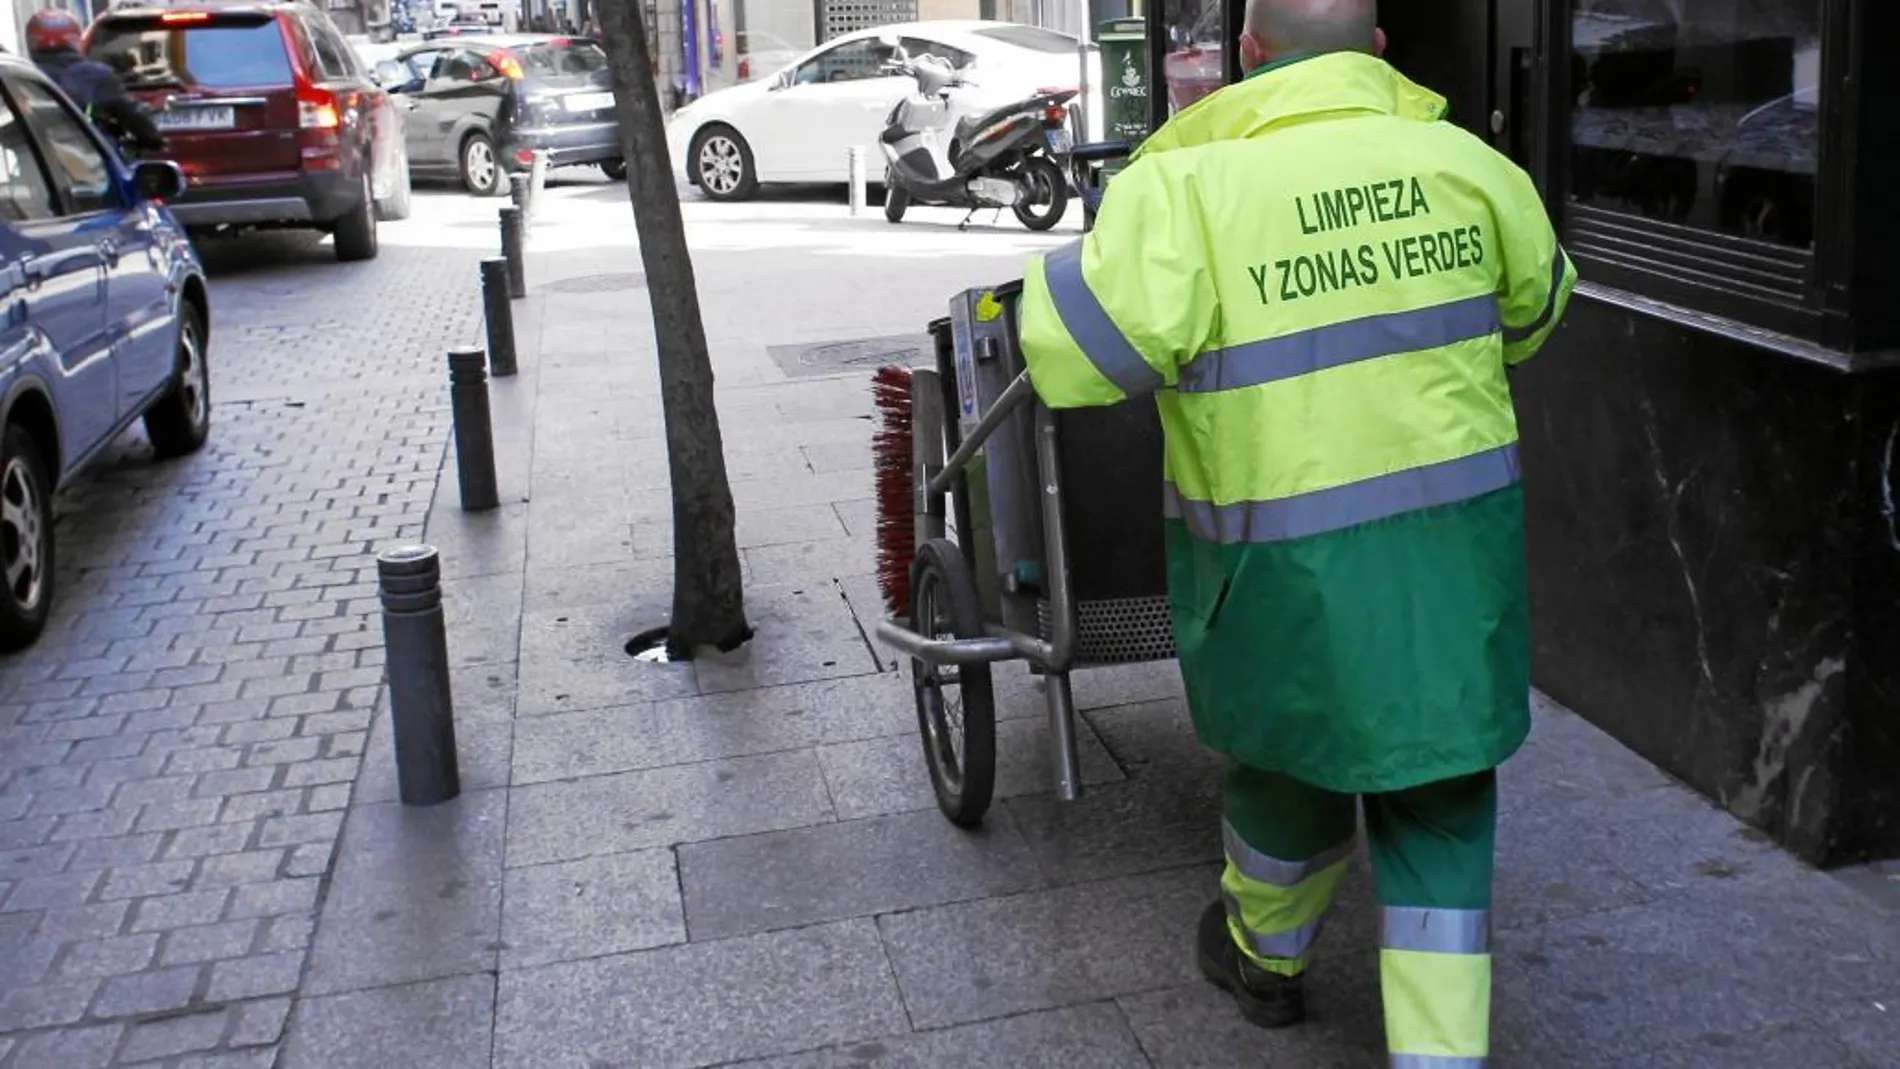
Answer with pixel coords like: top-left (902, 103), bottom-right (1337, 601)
top-left (771, 69), bottom-right (791, 90)
top-left (130, 160), bottom-right (186, 202)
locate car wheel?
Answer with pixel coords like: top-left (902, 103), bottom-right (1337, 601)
top-left (333, 172), bottom-right (380, 262)
top-left (690, 125), bottom-right (757, 202)
top-left (600, 158), bottom-right (628, 181)
top-left (461, 132), bottom-right (506, 197)
top-left (0, 423), bottom-right (53, 652)
top-left (376, 148), bottom-right (414, 221)
top-left (143, 303), bottom-right (211, 459)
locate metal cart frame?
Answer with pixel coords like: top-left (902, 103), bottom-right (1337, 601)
top-left (874, 283), bottom-right (1173, 827)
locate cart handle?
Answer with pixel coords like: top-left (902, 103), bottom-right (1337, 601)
top-left (925, 370), bottom-right (1034, 499)
top-left (874, 619), bottom-right (1019, 666)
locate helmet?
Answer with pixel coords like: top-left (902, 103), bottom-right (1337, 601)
top-left (25, 9), bottom-right (85, 54)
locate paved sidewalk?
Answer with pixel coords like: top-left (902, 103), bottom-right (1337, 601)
top-left (294, 182), bottom-right (1900, 1068)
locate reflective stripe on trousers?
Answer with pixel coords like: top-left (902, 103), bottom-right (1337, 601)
top-left (1219, 819), bottom-right (1353, 976)
top-left (1382, 907), bottom-right (1491, 1067)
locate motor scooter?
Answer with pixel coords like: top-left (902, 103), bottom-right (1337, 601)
top-left (878, 42), bottom-right (1076, 232)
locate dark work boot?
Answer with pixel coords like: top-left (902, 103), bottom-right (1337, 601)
top-left (1196, 901), bottom-right (1307, 1028)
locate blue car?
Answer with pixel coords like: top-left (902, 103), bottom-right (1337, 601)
top-left (0, 54), bottom-right (210, 651)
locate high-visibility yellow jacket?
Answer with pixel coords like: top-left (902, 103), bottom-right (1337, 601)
top-left (1018, 51), bottom-right (1576, 793)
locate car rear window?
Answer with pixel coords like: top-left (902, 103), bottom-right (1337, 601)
top-left (971, 25), bottom-right (1089, 53)
top-left (515, 39), bottom-right (609, 78)
top-left (89, 15), bottom-right (295, 90)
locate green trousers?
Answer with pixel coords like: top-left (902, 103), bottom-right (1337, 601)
top-left (1221, 763), bottom-right (1497, 1067)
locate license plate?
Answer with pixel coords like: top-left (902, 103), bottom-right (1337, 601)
top-left (156, 106), bottom-right (234, 132)
top-left (563, 92), bottom-right (613, 113)
top-left (1046, 128), bottom-right (1072, 153)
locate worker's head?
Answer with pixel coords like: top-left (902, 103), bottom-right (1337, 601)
top-left (25, 9), bottom-right (85, 55)
top-left (1239, 0), bottom-right (1383, 74)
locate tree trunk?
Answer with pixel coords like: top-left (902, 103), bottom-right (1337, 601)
top-left (595, 0), bottom-right (751, 657)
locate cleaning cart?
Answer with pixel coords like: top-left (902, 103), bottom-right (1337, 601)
top-left (872, 280), bottom-right (1173, 827)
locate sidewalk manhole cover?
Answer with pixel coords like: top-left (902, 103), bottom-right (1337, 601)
top-left (768, 334), bottom-right (936, 379)
top-left (546, 272), bottom-right (646, 293)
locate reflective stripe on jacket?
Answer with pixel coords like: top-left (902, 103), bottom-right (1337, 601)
top-left (1017, 52), bottom-right (1576, 792)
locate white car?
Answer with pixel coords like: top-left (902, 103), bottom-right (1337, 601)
top-left (665, 19), bottom-right (1102, 201)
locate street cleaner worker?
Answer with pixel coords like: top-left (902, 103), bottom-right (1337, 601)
top-left (25, 9), bottom-right (165, 155)
top-left (1016, 0), bottom-right (1574, 1063)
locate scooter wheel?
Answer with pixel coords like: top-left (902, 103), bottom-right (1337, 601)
top-left (1012, 157), bottom-right (1068, 232)
top-left (885, 177), bottom-right (909, 224)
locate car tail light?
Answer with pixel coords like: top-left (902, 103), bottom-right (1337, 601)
top-left (295, 81), bottom-right (343, 170)
top-left (514, 148), bottom-right (534, 166)
top-left (160, 11), bottom-right (211, 23)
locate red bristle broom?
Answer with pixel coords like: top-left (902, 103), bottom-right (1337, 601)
top-left (871, 364), bottom-right (916, 619)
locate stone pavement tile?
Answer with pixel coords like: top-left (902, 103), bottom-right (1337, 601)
top-left (353, 708), bottom-right (512, 805)
top-left (510, 674), bottom-right (912, 786)
top-left (741, 538), bottom-right (878, 588)
top-left (711, 471), bottom-right (880, 521)
top-left (280, 975), bottom-right (494, 1069)
top-left (875, 865), bottom-right (1214, 1029)
top-left (692, 585), bottom-right (881, 694)
top-left (118, 1008), bottom-right (228, 1063)
top-left (427, 502), bottom-right (530, 582)
top-left (725, 1002), bottom-right (1151, 1069)
top-left (1005, 703), bottom-right (1222, 886)
top-left (522, 516), bottom-right (637, 571)
top-left (799, 441), bottom-right (873, 475)
top-left (1500, 891), bottom-right (1883, 1062)
top-left (990, 662), bottom-right (1185, 722)
top-left (630, 503), bottom-right (849, 559)
top-left (442, 660), bottom-right (518, 724)
top-left (492, 919), bottom-right (907, 1069)
top-left (0, 977), bottom-right (95, 1031)
top-left (441, 571), bottom-right (524, 668)
top-left (815, 714), bottom-right (1125, 821)
top-left (832, 497), bottom-right (875, 541)
top-left (500, 849), bottom-right (683, 969)
top-left (1645, 1021), bottom-right (1868, 1069)
top-left (5, 1021), bottom-right (121, 1068)
top-left (514, 596), bottom-right (697, 715)
top-left (520, 558), bottom-right (674, 615)
top-left (1493, 777), bottom-right (1654, 929)
top-left (303, 789), bottom-right (504, 996)
top-left (1834, 1003), bottom-right (1900, 1066)
top-left (679, 807), bottom-right (1044, 941)
top-left (504, 750), bottom-right (835, 868)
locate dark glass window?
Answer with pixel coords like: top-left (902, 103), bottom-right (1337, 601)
top-left (1569, 0), bottom-right (1821, 249)
top-left (89, 16), bottom-right (295, 90)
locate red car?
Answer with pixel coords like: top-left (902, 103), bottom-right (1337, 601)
top-left (85, 0), bottom-right (411, 261)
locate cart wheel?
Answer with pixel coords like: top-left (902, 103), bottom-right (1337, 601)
top-left (909, 538), bottom-right (996, 827)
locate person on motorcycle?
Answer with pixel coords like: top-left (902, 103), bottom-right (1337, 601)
top-left (25, 9), bottom-right (165, 155)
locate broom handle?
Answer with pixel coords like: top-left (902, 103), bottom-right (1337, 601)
top-left (926, 371), bottom-right (1035, 499)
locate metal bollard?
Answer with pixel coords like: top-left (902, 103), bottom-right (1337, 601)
top-left (480, 258), bottom-right (517, 377)
top-left (528, 149), bottom-right (550, 221)
top-left (377, 545), bottom-right (461, 806)
top-left (509, 171), bottom-right (530, 218)
top-left (847, 146), bottom-right (865, 216)
top-left (498, 206), bottom-right (526, 299)
top-left (448, 349), bottom-right (500, 512)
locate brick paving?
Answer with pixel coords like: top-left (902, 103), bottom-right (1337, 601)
top-left (0, 196), bottom-right (491, 1067)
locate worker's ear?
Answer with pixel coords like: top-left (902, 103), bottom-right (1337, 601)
top-left (1372, 27), bottom-right (1387, 57)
